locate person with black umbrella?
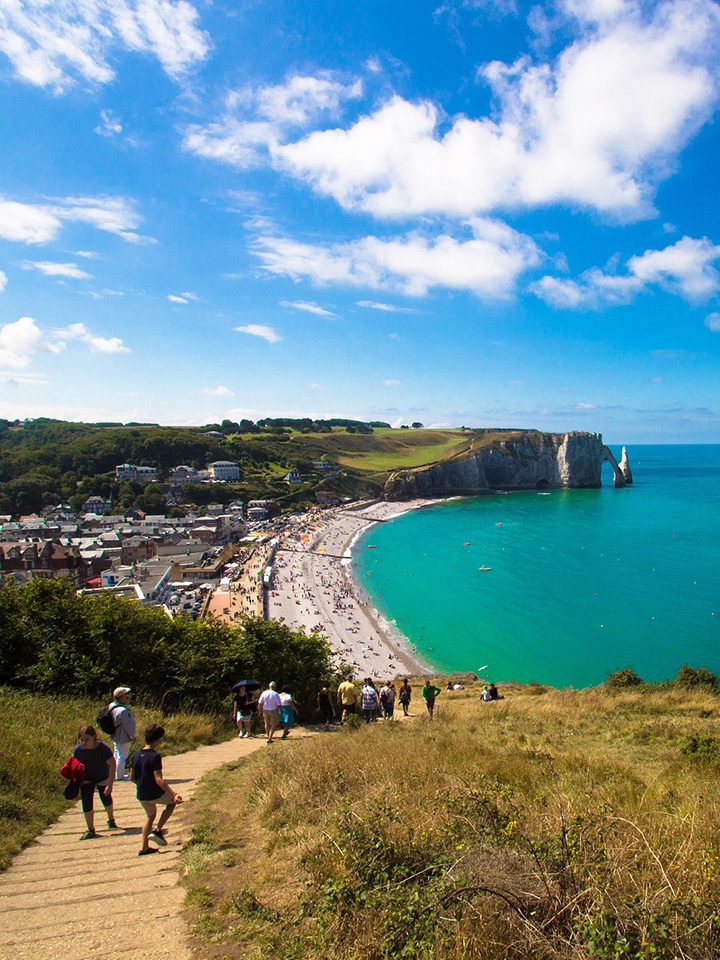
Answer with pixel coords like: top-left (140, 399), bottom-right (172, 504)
top-left (232, 680), bottom-right (259, 738)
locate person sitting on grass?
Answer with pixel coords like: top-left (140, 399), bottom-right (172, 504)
top-left (130, 723), bottom-right (183, 857)
top-left (72, 725), bottom-right (117, 840)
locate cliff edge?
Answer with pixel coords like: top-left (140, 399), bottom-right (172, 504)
top-left (384, 431), bottom-right (628, 499)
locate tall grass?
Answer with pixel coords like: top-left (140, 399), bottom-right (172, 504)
top-left (182, 684), bottom-right (720, 959)
top-left (0, 686), bottom-right (233, 869)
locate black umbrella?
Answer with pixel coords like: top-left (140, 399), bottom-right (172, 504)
top-left (232, 679), bottom-right (261, 691)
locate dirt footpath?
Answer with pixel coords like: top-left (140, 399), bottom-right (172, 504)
top-left (0, 732), bottom-right (313, 960)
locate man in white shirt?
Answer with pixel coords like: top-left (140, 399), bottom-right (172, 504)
top-left (257, 681), bottom-right (282, 743)
top-left (110, 686), bottom-right (136, 780)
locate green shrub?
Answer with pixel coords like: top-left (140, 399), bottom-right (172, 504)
top-left (675, 665), bottom-right (718, 690)
top-left (606, 667), bottom-right (644, 688)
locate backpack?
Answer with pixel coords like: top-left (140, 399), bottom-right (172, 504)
top-left (96, 703), bottom-right (120, 737)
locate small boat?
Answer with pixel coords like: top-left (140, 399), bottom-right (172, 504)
top-left (479, 565), bottom-right (492, 571)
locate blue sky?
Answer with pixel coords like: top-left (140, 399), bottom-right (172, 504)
top-left (1, 0), bottom-right (720, 442)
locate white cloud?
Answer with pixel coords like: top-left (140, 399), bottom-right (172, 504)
top-left (0, 316), bottom-right (46, 369)
top-left (276, 1), bottom-right (720, 220)
top-left (705, 312), bottom-right (720, 332)
top-left (0, 198), bottom-right (62, 243)
top-left (0, 194), bottom-right (154, 246)
top-left (253, 219), bottom-right (540, 298)
top-left (280, 300), bottom-right (338, 318)
top-left (50, 196), bottom-right (156, 244)
top-left (168, 294), bottom-right (188, 303)
top-left (383, 379), bottom-right (402, 386)
top-left (180, 290), bottom-right (199, 300)
top-left (235, 324), bottom-right (281, 343)
top-left (576, 401), bottom-right (596, 409)
top-left (183, 74), bottom-right (363, 168)
top-left (357, 300), bottom-right (415, 312)
top-left (0, 270), bottom-right (6, 292)
top-left (95, 109), bottom-right (123, 137)
top-left (73, 249), bottom-right (99, 259)
top-left (532, 236), bottom-right (720, 308)
top-left (628, 236), bottom-right (720, 300)
top-left (21, 260), bottom-right (92, 279)
top-left (201, 385), bottom-right (234, 397)
top-left (53, 322), bottom-right (130, 353)
top-left (0, 0), bottom-right (210, 92)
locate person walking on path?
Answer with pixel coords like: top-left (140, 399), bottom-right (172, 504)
top-left (72, 725), bottom-right (117, 840)
top-left (109, 686), bottom-right (136, 780)
top-left (380, 681), bottom-right (396, 720)
top-left (258, 682), bottom-right (282, 743)
top-left (337, 676), bottom-right (358, 722)
top-left (361, 678), bottom-right (379, 724)
top-left (317, 683), bottom-right (335, 731)
top-left (421, 680), bottom-right (441, 719)
top-left (279, 686), bottom-right (298, 739)
top-left (398, 679), bottom-right (412, 716)
top-left (233, 683), bottom-right (257, 738)
top-left (130, 723), bottom-right (183, 856)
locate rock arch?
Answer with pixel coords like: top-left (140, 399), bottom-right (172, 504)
top-left (601, 446), bottom-right (625, 487)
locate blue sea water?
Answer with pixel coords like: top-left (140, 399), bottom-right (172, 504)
top-left (351, 445), bottom-right (720, 688)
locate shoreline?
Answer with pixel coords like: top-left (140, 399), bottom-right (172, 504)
top-left (267, 498), bottom-right (449, 679)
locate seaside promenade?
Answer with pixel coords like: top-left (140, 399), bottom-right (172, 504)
top-left (0, 731), bottom-right (313, 960)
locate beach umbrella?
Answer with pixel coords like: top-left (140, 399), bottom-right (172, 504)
top-left (232, 679), bottom-right (261, 691)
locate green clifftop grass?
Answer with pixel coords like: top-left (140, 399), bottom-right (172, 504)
top-left (182, 683), bottom-right (720, 960)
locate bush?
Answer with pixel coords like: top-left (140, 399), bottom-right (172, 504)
top-left (675, 665), bottom-right (718, 690)
top-left (606, 667), bottom-right (644, 688)
top-left (0, 579), bottom-right (337, 713)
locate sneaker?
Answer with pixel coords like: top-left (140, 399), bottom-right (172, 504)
top-left (149, 830), bottom-right (167, 846)
top-left (138, 847), bottom-right (158, 856)
top-left (116, 774), bottom-right (130, 781)
top-left (80, 829), bottom-right (97, 840)
top-left (107, 819), bottom-right (118, 829)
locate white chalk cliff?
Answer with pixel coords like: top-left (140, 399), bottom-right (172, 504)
top-left (384, 432), bottom-right (630, 500)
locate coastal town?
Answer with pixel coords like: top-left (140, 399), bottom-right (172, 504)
top-left (0, 456), bottom-right (427, 677)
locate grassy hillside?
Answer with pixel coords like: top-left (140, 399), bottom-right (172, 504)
top-left (181, 681), bottom-right (720, 960)
top-left (0, 419), bottom-right (542, 514)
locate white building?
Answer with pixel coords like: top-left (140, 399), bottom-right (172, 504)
top-left (169, 465), bottom-right (200, 483)
top-left (115, 464), bottom-right (158, 482)
top-left (208, 461), bottom-right (240, 482)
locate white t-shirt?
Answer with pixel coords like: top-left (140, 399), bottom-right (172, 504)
top-left (258, 689), bottom-right (282, 711)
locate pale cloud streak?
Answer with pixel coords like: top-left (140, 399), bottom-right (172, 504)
top-left (253, 219), bottom-right (541, 298)
top-left (0, 0), bottom-right (210, 92)
top-left (280, 300), bottom-right (338, 318)
top-left (0, 194), bottom-right (154, 245)
top-left (235, 324), bottom-right (281, 343)
top-left (53, 322), bottom-right (131, 353)
top-left (357, 300), bottom-right (415, 312)
top-left (21, 260), bottom-right (92, 279)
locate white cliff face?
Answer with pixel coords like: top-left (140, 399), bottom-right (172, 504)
top-left (384, 432), bottom-right (628, 499)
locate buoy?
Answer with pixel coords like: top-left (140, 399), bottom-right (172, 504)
top-left (496, 523), bottom-right (502, 526)
top-left (463, 542), bottom-right (470, 545)
top-left (368, 545), bottom-right (377, 549)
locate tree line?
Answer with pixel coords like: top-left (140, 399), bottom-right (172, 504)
top-left (0, 578), bottom-right (339, 714)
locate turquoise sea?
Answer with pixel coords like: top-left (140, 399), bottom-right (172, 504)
top-left (351, 445), bottom-right (720, 688)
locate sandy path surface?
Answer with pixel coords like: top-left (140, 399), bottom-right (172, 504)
top-left (0, 731), bottom-right (314, 960)
top-left (268, 500), bottom-right (438, 679)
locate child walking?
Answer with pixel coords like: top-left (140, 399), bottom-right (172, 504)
top-left (130, 723), bottom-right (183, 856)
